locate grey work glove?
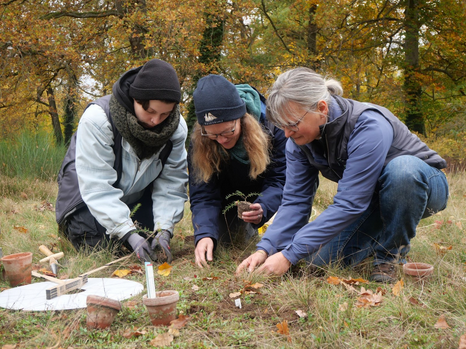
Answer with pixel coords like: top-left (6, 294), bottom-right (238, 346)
top-left (127, 233), bottom-right (155, 263)
top-left (151, 230), bottom-right (173, 263)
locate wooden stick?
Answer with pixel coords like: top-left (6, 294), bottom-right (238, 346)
top-left (32, 271), bottom-right (88, 300)
top-left (78, 255), bottom-right (132, 277)
top-left (32, 255), bottom-right (132, 300)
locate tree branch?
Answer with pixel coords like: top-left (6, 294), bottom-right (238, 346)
top-left (260, 0), bottom-right (291, 54)
top-left (40, 10), bottom-right (120, 20)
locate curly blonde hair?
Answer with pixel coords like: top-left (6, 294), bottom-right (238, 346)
top-left (190, 113), bottom-right (271, 183)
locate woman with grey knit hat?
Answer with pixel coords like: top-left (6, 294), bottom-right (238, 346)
top-left (55, 59), bottom-right (188, 263)
top-left (188, 74), bottom-right (287, 268)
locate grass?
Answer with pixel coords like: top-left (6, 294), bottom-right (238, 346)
top-left (0, 140), bottom-right (466, 348)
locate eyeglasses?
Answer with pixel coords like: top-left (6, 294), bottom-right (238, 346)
top-left (275, 110), bottom-right (309, 132)
top-left (201, 119), bottom-right (237, 139)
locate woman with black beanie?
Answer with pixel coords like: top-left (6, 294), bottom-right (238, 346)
top-left (56, 59), bottom-right (188, 263)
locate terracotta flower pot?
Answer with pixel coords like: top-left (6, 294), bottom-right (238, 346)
top-left (143, 291), bottom-right (179, 326)
top-left (237, 201), bottom-right (252, 219)
top-left (403, 262), bottom-right (434, 278)
top-left (86, 295), bottom-right (122, 329)
top-left (1, 252), bottom-right (33, 287)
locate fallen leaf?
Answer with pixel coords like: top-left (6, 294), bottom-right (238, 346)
top-left (170, 314), bottom-right (190, 329)
top-left (150, 333), bottom-right (173, 347)
top-left (342, 277), bottom-right (368, 285)
top-left (408, 297), bottom-right (424, 307)
top-left (456, 221), bottom-right (463, 230)
top-left (295, 309), bottom-right (307, 318)
top-left (35, 201), bottom-right (54, 212)
top-left (157, 262), bottom-right (172, 276)
top-left (168, 327), bottom-right (180, 337)
top-left (125, 301), bottom-right (139, 309)
top-left (129, 264), bottom-right (144, 274)
top-left (20, 192), bottom-right (28, 200)
top-left (433, 243), bottom-right (453, 254)
top-left (248, 283), bottom-right (264, 289)
top-left (276, 320), bottom-right (291, 342)
top-left (392, 279), bottom-right (404, 296)
top-left (229, 292), bottom-right (241, 298)
top-left (356, 287), bottom-right (383, 308)
top-left (122, 328), bottom-right (147, 338)
top-left (434, 314), bottom-right (450, 329)
top-left (327, 276), bottom-right (341, 285)
top-left (13, 225), bottom-right (28, 233)
top-left (276, 320), bottom-right (289, 335)
top-left (191, 285), bottom-right (199, 291)
top-left (202, 276), bottom-right (219, 281)
top-left (339, 302), bottom-right (348, 311)
top-left (112, 269), bottom-right (131, 278)
top-left (458, 334), bottom-right (466, 349)
top-left (38, 268), bottom-right (56, 277)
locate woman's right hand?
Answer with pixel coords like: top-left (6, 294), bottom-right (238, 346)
top-left (195, 237), bottom-right (214, 268)
top-left (235, 250), bottom-right (268, 274)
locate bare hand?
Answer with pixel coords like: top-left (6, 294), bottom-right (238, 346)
top-left (241, 203), bottom-right (264, 225)
top-left (235, 250), bottom-right (268, 274)
top-left (194, 237), bottom-right (214, 268)
top-left (256, 252), bottom-right (291, 276)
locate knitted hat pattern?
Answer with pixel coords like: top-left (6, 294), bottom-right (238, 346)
top-left (193, 74), bottom-right (246, 126)
top-left (129, 59), bottom-right (181, 103)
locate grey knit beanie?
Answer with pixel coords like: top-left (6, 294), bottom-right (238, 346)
top-left (193, 74), bottom-right (246, 125)
top-left (129, 59), bottom-right (181, 103)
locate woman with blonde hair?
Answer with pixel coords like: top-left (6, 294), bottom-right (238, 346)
top-left (188, 74), bottom-right (287, 268)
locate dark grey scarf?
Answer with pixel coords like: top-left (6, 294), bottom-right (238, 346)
top-left (109, 95), bottom-right (180, 159)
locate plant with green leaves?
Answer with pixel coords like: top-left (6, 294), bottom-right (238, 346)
top-left (222, 190), bottom-right (262, 216)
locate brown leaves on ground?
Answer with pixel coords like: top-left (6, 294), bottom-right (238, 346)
top-left (122, 328), bottom-right (147, 338)
top-left (276, 320), bottom-right (292, 342)
top-left (459, 334), bottom-right (466, 349)
top-left (392, 279), bottom-right (404, 296)
top-left (35, 200), bottom-right (54, 212)
top-left (112, 264), bottom-right (143, 278)
top-left (13, 225), bottom-right (28, 233)
top-left (170, 314), bottom-right (190, 329)
top-left (434, 314), bottom-right (450, 329)
top-left (327, 276), bottom-right (368, 286)
top-left (157, 262), bottom-right (172, 276)
top-left (432, 242), bottom-right (453, 254)
top-left (229, 281), bottom-right (264, 298)
top-left (355, 287), bottom-right (383, 308)
top-left (150, 333), bottom-right (174, 347)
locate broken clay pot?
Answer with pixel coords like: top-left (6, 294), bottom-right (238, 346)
top-left (86, 295), bottom-right (122, 329)
top-left (143, 291), bottom-right (179, 326)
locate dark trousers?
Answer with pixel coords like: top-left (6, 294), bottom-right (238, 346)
top-left (217, 208), bottom-right (258, 247)
top-left (62, 188), bottom-right (154, 251)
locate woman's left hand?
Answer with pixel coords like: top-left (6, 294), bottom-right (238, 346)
top-left (241, 203), bottom-right (264, 224)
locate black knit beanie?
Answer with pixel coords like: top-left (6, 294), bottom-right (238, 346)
top-left (129, 59), bottom-right (181, 103)
top-left (193, 74), bottom-right (246, 126)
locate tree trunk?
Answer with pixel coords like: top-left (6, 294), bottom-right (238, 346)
top-left (306, 4), bottom-right (319, 70)
top-left (403, 0), bottom-right (425, 135)
top-left (46, 87), bottom-right (64, 145)
top-left (63, 70), bottom-right (79, 145)
top-left (185, 9), bottom-right (225, 144)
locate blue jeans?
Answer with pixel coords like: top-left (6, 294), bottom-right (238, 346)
top-left (308, 155), bottom-right (449, 267)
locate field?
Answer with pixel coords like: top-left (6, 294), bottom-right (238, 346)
top-left (1, 170), bottom-right (466, 348)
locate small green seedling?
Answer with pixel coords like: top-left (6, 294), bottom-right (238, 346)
top-left (222, 190), bottom-right (262, 215)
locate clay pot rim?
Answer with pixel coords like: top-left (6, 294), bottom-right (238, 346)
top-left (143, 290), bottom-right (179, 306)
top-left (86, 295), bottom-right (122, 311)
top-left (1, 252), bottom-right (33, 261)
top-left (403, 262), bottom-right (434, 277)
